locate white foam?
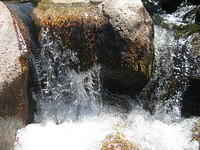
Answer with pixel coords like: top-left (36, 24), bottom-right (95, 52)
top-left (14, 108), bottom-right (199, 150)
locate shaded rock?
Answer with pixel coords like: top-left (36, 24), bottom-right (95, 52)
top-left (195, 10), bottom-right (200, 24)
top-left (6, 1), bottom-right (38, 123)
top-left (141, 0), bottom-right (162, 16)
top-left (0, 2), bottom-right (29, 122)
top-left (182, 79), bottom-right (200, 117)
top-left (187, 0), bottom-right (200, 5)
top-left (159, 0), bottom-right (184, 13)
top-left (182, 6), bottom-right (200, 25)
top-left (0, 117), bottom-right (24, 150)
top-left (101, 0), bottom-right (154, 95)
top-left (101, 133), bottom-right (140, 150)
top-left (188, 32), bottom-right (200, 79)
top-left (33, 0), bottom-right (154, 96)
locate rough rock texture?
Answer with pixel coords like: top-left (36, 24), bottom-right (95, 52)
top-left (33, 3), bottom-right (108, 69)
top-left (0, 117), bottom-right (24, 150)
top-left (188, 32), bottom-right (200, 79)
top-left (0, 2), bottom-right (29, 122)
top-left (101, 133), bottom-right (140, 150)
top-left (33, 0), bottom-right (154, 95)
top-left (192, 120), bottom-right (200, 150)
top-left (101, 0), bottom-right (154, 95)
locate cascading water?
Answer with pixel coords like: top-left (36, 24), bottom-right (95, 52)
top-left (13, 2), bottom-right (199, 150)
top-left (33, 27), bottom-right (103, 123)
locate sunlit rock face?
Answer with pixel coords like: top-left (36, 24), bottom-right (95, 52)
top-left (33, 0), bottom-right (154, 95)
top-left (101, 133), bottom-right (140, 150)
top-left (0, 2), bottom-right (29, 122)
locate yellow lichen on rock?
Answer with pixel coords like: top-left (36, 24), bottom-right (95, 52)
top-left (101, 133), bottom-right (140, 150)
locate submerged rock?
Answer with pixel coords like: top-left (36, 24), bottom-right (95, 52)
top-left (33, 0), bottom-right (154, 95)
top-left (0, 2), bottom-right (29, 122)
top-left (101, 133), bottom-right (140, 150)
top-left (192, 120), bottom-right (200, 142)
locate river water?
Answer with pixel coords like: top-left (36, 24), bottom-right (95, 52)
top-left (12, 2), bottom-right (199, 150)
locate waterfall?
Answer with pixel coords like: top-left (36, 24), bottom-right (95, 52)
top-left (32, 27), bottom-right (103, 123)
top-left (12, 2), bottom-right (199, 150)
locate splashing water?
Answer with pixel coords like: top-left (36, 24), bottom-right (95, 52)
top-left (13, 4), bottom-right (200, 150)
top-left (14, 107), bottom-right (198, 150)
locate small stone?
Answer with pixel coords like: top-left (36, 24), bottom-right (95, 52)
top-left (101, 133), bottom-right (140, 150)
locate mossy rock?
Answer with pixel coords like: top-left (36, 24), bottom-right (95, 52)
top-left (173, 24), bottom-right (200, 38)
top-left (101, 133), bottom-right (140, 150)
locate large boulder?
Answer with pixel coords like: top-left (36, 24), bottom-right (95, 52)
top-left (0, 2), bottom-right (29, 122)
top-left (101, 0), bottom-right (154, 95)
top-left (33, 0), bottom-right (154, 95)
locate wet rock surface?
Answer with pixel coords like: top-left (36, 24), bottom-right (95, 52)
top-left (0, 1), bottom-right (29, 122)
top-left (33, 0), bottom-right (154, 95)
top-left (188, 32), bottom-right (200, 79)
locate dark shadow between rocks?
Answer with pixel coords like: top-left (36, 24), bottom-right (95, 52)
top-left (182, 78), bottom-right (200, 117)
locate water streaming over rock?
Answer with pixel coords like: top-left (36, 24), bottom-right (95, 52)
top-left (13, 1), bottom-right (199, 150)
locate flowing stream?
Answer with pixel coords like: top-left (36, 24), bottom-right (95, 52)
top-left (12, 2), bottom-right (199, 150)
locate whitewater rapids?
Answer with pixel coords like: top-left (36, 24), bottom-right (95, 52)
top-left (14, 107), bottom-right (199, 150)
